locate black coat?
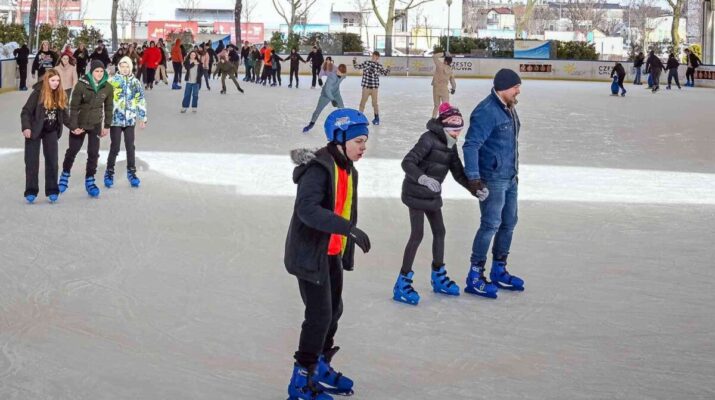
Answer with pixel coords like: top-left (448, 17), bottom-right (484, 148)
top-left (21, 83), bottom-right (70, 139)
top-left (633, 55), bottom-right (645, 68)
top-left (73, 48), bottom-right (89, 71)
top-left (13, 46), bottom-right (30, 65)
top-left (307, 50), bottom-right (324, 67)
top-left (646, 54), bottom-right (664, 74)
top-left (31, 50), bottom-right (58, 77)
top-left (611, 63), bottom-right (626, 78)
top-left (284, 147), bottom-right (358, 285)
top-left (687, 53), bottom-right (701, 69)
top-left (401, 119), bottom-right (470, 211)
top-left (285, 52), bottom-right (306, 69)
top-left (666, 57), bottom-right (680, 71)
top-left (90, 48), bottom-right (111, 67)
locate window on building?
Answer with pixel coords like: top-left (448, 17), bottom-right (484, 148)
top-left (343, 17), bottom-right (356, 28)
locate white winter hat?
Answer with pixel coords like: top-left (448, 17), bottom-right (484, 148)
top-left (118, 56), bottom-right (134, 74)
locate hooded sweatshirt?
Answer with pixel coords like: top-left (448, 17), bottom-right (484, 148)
top-left (68, 70), bottom-right (114, 130)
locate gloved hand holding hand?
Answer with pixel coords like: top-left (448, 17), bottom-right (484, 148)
top-left (418, 175), bottom-right (441, 193)
top-left (468, 179), bottom-right (489, 201)
top-left (350, 226), bottom-right (371, 253)
top-left (450, 88), bottom-right (455, 95)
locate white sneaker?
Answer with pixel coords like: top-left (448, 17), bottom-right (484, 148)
top-left (192, 108), bottom-right (197, 113)
top-left (180, 108), bottom-right (187, 113)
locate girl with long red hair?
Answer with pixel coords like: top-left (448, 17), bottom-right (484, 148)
top-left (20, 68), bottom-right (70, 203)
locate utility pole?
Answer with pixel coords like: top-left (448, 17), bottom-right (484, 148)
top-left (446, 0), bottom-right (452, 53)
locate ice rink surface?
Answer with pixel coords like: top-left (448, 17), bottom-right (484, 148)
top-left (0, 76), bottom-right (714, 399)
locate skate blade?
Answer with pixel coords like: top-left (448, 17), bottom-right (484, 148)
top-left (433, 288), bottom-right (460, 296)
top-left (393, 295), bottom-right (419, 305)
top-left (323, 388), bottom-right (354, 396)
top-left (495, 284), bottom-right (524, 292)
top-left (464, 287), bottom-right (497, 299)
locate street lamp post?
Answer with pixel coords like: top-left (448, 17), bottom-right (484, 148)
top-left (446, 0), bottom-right (452, 53)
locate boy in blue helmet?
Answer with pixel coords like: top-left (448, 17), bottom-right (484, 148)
top-left (285, 108), bottom-right (372, 399)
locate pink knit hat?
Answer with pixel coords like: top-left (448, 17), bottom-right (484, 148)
top-left (438, 102), bottom-right (463, 128)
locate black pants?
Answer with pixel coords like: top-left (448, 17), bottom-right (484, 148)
top-left (62, 128), bottom-right (100, 177)
top-left (617, 75), bottom-right (625, 91)
top-left (311, 64), bottom-right (323, 87)
top-left (686, 67), bottom-right (695, 84)
top-left (261, 65), bottom-right (272, 83)
top-left (18, 63), bottom-right (28, 89)
top-left (145, 68), bottom-right (156, 88)
top-left (172, 61), bottom-right (182, 85)
top-left (221, 73), bottom-right (242, 92)
top-left (25, 129), bottom-right (59, 197)
top-left (136, 65), bottom-right (145, 82)
top-left (401, 208), bottom-right (446, 275)
top-left (289, 66), bottom-right (299, 86)
top-left (273, 68), bottom-right (281, 85)
top-left (107, 126), bottom-right (136, 172)
top-left (294, 256), bottom-right (343, 368)
top-left (668, 70), bottom-right (681, 88)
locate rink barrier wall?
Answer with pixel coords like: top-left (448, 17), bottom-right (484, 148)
top-left (2, 56), bottom-right (714, 92)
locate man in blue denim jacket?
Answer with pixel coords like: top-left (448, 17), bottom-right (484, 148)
top-left (462, 68), bottom-right (525, 299)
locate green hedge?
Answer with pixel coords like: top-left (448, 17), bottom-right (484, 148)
top-left (0, 22), bottom-right (28, 44)
top-left (435, 36), bottom-right (514, 58)
top-left (554, 41), bottom-right (598, 60)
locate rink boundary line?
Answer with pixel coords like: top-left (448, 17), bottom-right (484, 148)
top-left (3, 148), bottom-right (714, 205)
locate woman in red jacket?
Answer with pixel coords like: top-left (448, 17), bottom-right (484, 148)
top-left (142, 41), bottom-right (162, 90)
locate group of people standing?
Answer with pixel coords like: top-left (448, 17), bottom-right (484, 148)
top-left (629, 48), bottom-right (702, 93)
top-left (20, 54), bottom-right (147, 204)
top-left (282, 67), bottom-right (525, 399)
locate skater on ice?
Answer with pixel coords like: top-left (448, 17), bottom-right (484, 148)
top-left (610, 61), bottom-right (627, 96)
top-left (302, 64), bottom-right (348, 133)
top-left (431, 51), bottom-right (457, 118)
top-left (353, 51), bottom-right (390, 125)
top-left (665, 53), bottom-right (682, 90)
top-left (463, 68), bottom-right (525, 299)
top-left (285, 108), bottom-right (371, 399)
top-left (393, 102), bottom-right (472, 305)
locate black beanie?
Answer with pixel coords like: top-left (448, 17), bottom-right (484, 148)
top-left (90, 59), bottom-right (105, 72)
top-left (493, 68), bottom-right (521, 91)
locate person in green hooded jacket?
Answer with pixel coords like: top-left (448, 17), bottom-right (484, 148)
top-left (59, 59), bottom-right (114, 198)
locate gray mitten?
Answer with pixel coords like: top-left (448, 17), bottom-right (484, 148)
top-left (476, 187), bottom-right (490, 201)
top-left (418, 175), bottom-right (441, 193)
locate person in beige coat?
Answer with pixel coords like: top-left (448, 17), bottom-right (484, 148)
top-left (55, 54), bottom-right (78, 98)
top-left (431, 52), bottom-right (457, 118)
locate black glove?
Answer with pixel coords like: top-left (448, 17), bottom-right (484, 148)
top-left (349, 226), bottom-right (371, 253)
top-left (450, 88), bottom-right (455, 95)
top-left (467, 179), bottom-right (485, 195)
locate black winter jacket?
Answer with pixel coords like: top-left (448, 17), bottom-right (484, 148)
top-left (646, 54), bottom-right (664, 74)
top-left (633, 55), bottom-right (645, 68)
top-left (307, 50), bottom-right (324, 67)
top-left (284, 147), bottom-right (358, 285)
top-left (687, 53), bottom-right (701, 69)
top-left (21, 83), bottom-right (70, 139)
top-left (666, 57), bottom-right (680, 71)
top-left (285, 52), bottom-right (306, 69)
top-left (13, 46), bottom-right (30, 65)
top-left (611, 63), bottom-right (626, 78)
top-left (183, 59), bottom-right (205, 84)
top-left (401, 119), bottom-right (470, 211)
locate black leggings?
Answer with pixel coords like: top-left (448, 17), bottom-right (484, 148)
top-left (172, 61), bottom-right (182, 84)
top-left (401, 208), bottom-right (446, 275)
top-left (289, 66), bottom-right (299, 86)
top-left (295, 256), bottom-right (343, 368)
top-left (668, 70), bottom-right (680, 87)
top-left (107, 126), bottom-right (136, 172)
top-left (686, 67), bottom-right (695, 84)
top-left (311, 64), bottom-right (323, 87)
top-left (145, 68), bottom-right (156, 88)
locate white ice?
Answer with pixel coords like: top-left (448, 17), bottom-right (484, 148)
top-left (0, 77), bottom-right (714, 399)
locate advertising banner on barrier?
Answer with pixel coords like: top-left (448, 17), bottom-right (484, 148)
top-left (515, 40), bottom-right (551, 59)
top-left (148, 21), bottom-right (199, 41)
top-left (213, 23), bottom-right (265, 44)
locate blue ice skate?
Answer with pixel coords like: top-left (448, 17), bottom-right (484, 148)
top-left (58, 171), bottom-right (70, 193)
top-left (104, 170), bottom-right (114, 188)
top-left (302, 122), bottom-right (315, 133)
top-left (371, 116), bottom-right (380, 125)
top-left (48, 194), bottom-right (58, 203)
top-left (25, 194), bottom-right (36, 204)
top-left (431, 265), bottom-right (460, 296)
top-left (85, 176), bottom-right (100, 198)
top-left (127, 170), bottom-right (141, 188)
top-left (288, 363), bottom-right (333, 400)
top-left (317, 347), bottom-right (354, 396)
top-left (490, 260), bottom-right (524, 291)
top-left (464, 264), bottom-right (498, 299)
top-left (393, 271), bottom-right (420, 305)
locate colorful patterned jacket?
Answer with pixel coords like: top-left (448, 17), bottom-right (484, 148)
top-left (109, 73), bottom-right (147, 127)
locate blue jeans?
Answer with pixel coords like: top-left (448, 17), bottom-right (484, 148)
top-left (634, 68), bottom-right (642, 84)
top-left (182, 83), bottom-right (200, 109)
top-left (470, 177), bottom-right (519, 265)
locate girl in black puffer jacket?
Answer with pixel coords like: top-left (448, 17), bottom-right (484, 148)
top-left (393, 103), bottom-right (473, 306)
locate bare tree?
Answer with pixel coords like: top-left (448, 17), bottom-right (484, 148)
top-left (515, 0), bottom-right (538, 37)
top-left (353, 0), bottom-right (372, 47)
top-left (563, 0), bottom-right (608, 33)
top-left (180, 0), bottom-right (200, 22)
top-left (243, 0), bottom-right (257, 23)
top-left (29, 0), bottom-right (38, 51)
top-left (626, 0), bottom-right (664, 49)
top-left (665, 0), bottom-right (685, 46)
top-left (235, 0), bottom-right (242, 44)
top-left (51, 0), bottom-right (72, 25)
top-left (120, 0), bottom-right (144, 40)
top-left (111, 0), bottom-right (119, 49)
top-left (371, 0), bottom-right (434, 56)
top-left (272, 0), bottom-right (318, 37)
